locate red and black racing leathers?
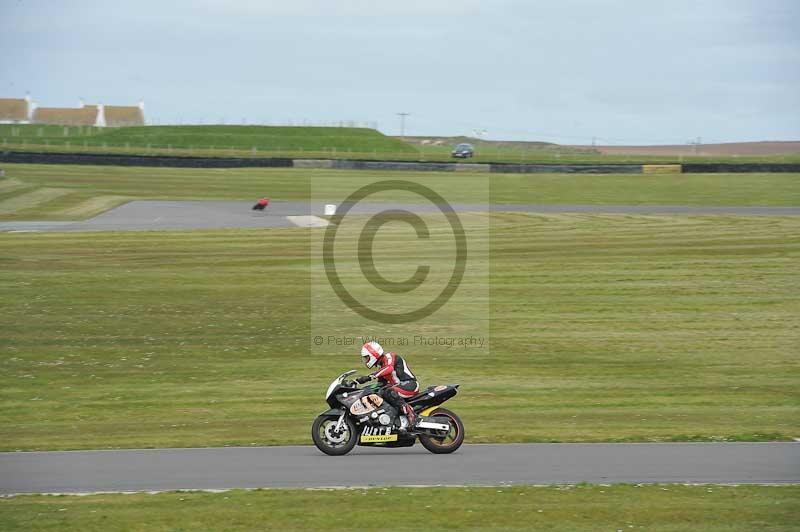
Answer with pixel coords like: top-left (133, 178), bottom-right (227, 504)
top-left (370, 352), bottom-right (419, 425)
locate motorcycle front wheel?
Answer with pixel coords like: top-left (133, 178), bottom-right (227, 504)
top-left (418, 407), bottom-right (465, 454)
top-left (312, 414), bottom-right (358, 456)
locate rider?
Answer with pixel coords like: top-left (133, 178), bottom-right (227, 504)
top-left (355, 341), bottom-right (419, 429)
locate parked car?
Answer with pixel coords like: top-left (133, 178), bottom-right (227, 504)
top-left (451, 143), bottom-right (475, 158)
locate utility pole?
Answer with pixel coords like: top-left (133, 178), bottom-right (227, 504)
top-left (688, 136), bottom-right (702, 155)
top-left (397, 112), bottom-right (410, 137)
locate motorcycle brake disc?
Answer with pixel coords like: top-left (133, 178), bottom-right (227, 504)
top-left (325, 423), bottom-right (347, 443)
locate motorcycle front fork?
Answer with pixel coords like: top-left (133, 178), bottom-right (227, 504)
top-left (334, 411), bottom-right (346, 432)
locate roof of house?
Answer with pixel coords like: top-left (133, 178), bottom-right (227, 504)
top-left (104, 106), bottom-right (144, 126)
top-left (0, 98), bottom-right (29, 121)
top-left (33, 107), bottom-right (98, 126)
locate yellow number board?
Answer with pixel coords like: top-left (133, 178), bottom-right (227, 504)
top-left (360, 434), bottom-right (399, 443)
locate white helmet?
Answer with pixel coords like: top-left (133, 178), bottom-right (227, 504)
top-left (361, 341), bottom-right (384, 369)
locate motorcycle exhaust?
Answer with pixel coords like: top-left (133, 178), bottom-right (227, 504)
top-left (416, 419), bottom-right (450, 431)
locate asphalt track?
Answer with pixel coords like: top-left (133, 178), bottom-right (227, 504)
top-left (1, 443), bottom-right (797, 494)
top-left (1, 200), bottom-right (799, 233)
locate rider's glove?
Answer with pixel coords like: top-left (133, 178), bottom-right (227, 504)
top-left (355, 375), bottom-right (372, 384)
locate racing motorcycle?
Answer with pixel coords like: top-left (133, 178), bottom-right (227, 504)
top-left (312, 370), bottom-right (464, 456)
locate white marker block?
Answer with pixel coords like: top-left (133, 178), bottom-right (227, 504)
top-left (324, 204), bottom-right (337, 215)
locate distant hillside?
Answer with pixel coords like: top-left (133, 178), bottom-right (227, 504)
top-left (396, 135), bottom-right (597, 156)
top-left (397, 135), bottom-right (565, 150)
top-left (568, 141), bottom-right (800, 157)
top-left (0, 125), bottom-right (418, 153)
top-left (399, 136), bottom-right (800, 158)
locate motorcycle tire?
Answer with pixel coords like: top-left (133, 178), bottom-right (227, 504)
top-left (418, 407), bottom-right (465, 454)
top-left (312, 414), bottom-right (358, 456)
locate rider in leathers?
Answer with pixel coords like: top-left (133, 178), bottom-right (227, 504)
top-left (356, 341), bottom-right (419, 429)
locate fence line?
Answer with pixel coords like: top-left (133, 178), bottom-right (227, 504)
top-left (0, 139), bottom-right (798, 165)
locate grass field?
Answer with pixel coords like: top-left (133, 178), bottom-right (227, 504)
top-left (1, 212), bottom-right (797, 450)
top-left (2, 124), bottom-right (798, 163)
top-left (0, 125), bottom-right (416, 156)
top-left (1, 485), bottom-right (798, 531)
top-left (1, 164), bottom-right (798, 449)
top-left (1, 164), bottom-right (800, 222)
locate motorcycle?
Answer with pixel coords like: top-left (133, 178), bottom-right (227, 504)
top-left (311, 370), bottom-right (465, 456)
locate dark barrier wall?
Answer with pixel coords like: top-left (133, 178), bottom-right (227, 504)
top-left (332, 160), bottom-right (459, 172)
top-left (2, 151), bottom-right (640, 173)
top-left (334, 160), bottom-right (642, 173)
top-left (0, 151), bottom-right (293, 168)
top-left (2, 151), bottom-right (796, 173)
top-left (490, 163), bottom-right (642, 174)
top-left (681, 163), bottom-right (800, 173)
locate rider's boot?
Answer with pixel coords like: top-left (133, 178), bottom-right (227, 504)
top-left (401, 403), bottom-right (417, 429)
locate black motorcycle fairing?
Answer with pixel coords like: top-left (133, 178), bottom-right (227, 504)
top-left (363, 435), bottom-right (416, 448)
top-left (326, 384), bottom-right (359, 409)
top-left (329, 380), bottom-right (456, 436)
top-left (336, 388), bottom-right (368, 407)
top-left (317, 407), bottom-right (345, 417)
top-left (408, 384), bottom-right (459, 411)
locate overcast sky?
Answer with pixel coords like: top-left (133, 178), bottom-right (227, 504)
top-left (2, 0), bottom-right (798, 144)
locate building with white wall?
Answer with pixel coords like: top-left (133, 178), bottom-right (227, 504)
top-left (0, 96), bottom-right (145, 126)
top-left (0, 94), bottom-right (35, 123)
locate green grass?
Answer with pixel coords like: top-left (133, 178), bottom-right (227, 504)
top-left (0, 124), bottom-right (417, 156)
top-left (1, 485), bottom-right (798, 531)
top-left (1, 212), bottom-right (798, 450)
top-left (2, 124), bottom-right (798, 163)
top-left (1, 164), bottom-right (799, 222)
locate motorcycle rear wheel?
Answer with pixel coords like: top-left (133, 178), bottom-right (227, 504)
top-left (312, 414), bottom-right (357, 456)
top-left (418, 407), bottom-right (465, 454)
